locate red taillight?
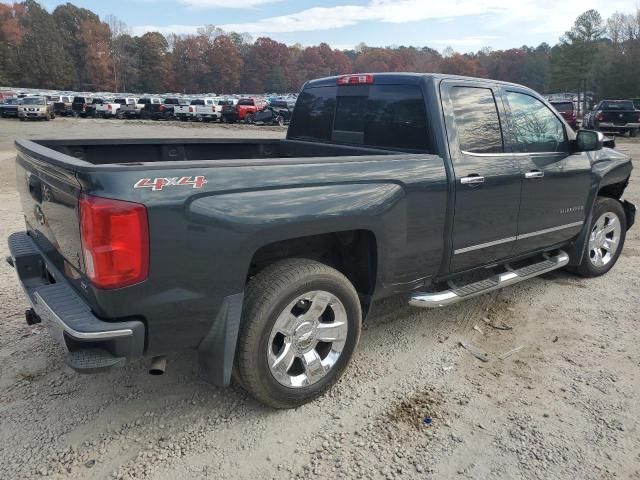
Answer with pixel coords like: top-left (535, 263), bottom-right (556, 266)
top-left (337, 74), bottom-right (374, 85)
top-left (79, 194), bottom-right (149, 289)
top-left (189, 106), bottom-right (194, 112)
top-left (596, 111), bottom-right (604, 121)
top-left (108, 104), bottom-right (112, 110)
top-left (159, 104), bottom-right (165, 112)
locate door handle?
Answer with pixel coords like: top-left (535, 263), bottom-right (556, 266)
top-left (460, 175), bottom-right (485, 185)
top-left (524, 170), bottom-right (544, 179)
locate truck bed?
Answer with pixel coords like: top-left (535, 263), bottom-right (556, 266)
top-left (24, 138), bottom-right (399, 165)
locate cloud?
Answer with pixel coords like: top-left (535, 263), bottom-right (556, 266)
top-left (430, 36), bottom-right (501, 47)
top-left (132, 24), bottom-right (201, 36)
top-left (178, 0), bottom-right (282, 7)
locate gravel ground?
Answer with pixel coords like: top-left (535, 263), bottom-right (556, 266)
top-left (0, 117), bottom-right (638, 480)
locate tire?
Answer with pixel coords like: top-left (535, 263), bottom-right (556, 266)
top-left (630, 129), bottom-right (638, 138)
top-left (276, 116), bottom-right (284, 127)
top-left (244, 114), bottom-right (255, 124)
top-left (572, 197), bottom-right (627, 277)
top-left (235, 258), bottom-right (362, 409)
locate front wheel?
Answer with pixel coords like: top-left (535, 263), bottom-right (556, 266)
top-left (572, 197), bottom-right (627, 277)
top-left (235, 259), bottom-right (362, 409)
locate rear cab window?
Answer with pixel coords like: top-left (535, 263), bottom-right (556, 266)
top-left (551, 102), bottom-right (574, 113)
top-left (600, 101), bottom-right (634, 110)
top-left (288, 80), bottom-right (431, 152)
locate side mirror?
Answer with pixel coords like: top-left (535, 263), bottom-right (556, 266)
top-left (575, 129), bottom-right (602, 151)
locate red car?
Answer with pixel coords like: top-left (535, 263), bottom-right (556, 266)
top-left (223, 98), bottom-right (268, 123)
top-left (550, 101), bottom-right (578, 130)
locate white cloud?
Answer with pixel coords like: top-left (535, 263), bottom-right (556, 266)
top-left (132, 24), bottom-right (200, 36)
top-left (178, 0), bottom-right (282, 7)
top-left (431, 36), bottom-right (501, 47)
top-left (218, 0), bottom-right (635, 36)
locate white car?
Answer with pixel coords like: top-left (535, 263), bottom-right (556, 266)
top-left (95, 99), bottom-right (123, 118)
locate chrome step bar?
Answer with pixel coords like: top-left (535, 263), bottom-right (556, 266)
top-left (409, 250), bottom-right (569, 308)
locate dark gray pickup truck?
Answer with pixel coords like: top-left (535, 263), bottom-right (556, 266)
top-left (7, 73), bottom-right (635, 408)
top-left (583, 100), bottom-right (640, 136)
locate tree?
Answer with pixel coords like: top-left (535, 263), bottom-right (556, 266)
top-left (241, 37), bottom-right (289, 93)
top-left (550, 9), bottom-right (605, 92)
top-left (16, 0), bottom-right (72, 88)
top-left (136, 32), bottom-right (170, 93)
top-left (0, 2), bottom-right (27, 84)
top-left (207, 35), bottom-right (243, 93)
top-left (78, 19), bottom-right (114, 90)
top-left (52, 2), bottom-right (100, 89)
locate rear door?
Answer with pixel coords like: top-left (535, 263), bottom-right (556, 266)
top-left (440, 80), bottom-right (522, 272)
top-left (502, 88), bottom-right (591, 255)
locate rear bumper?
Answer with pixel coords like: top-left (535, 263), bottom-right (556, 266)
top-left (7, 231), bottom-right (145, 364)
top-left (598, 122), bottom-right (640, 130)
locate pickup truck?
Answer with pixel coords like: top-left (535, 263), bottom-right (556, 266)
top-left (95, 98), bottom-right (123, 118)
top-left (140, 97), bottom-right (181, 120)
top-left (51, 95), bottom-right (73, 117)
top-left (7, 73), bottom-right (635, 409)
top-left (550, 100), bottom-right (577, 130)
top-left (137, 97), bottom-right (164, 120)
top-left (173, 100), bottom-right (193, 121)
top-left (0, 97), bottom-right (20, 118)
top-left (583, 100), bottom-right (640, 136)
top-left (222, 97), bottom-right (268, 123)
top-left (117, 97), bottom-right (144, 119)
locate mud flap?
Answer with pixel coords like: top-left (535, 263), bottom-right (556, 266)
top-left (197, 292), bottom-right (244, 386)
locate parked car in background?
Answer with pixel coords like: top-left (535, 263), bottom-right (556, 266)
top-left (222, 97), bottom-right (268, 123)
top-left (138, 98), bottom-right (163, 119)
top-left (18, 96), bottom-right (54, 121)
top-left (550, 101), bottom-right (578, 130)
top-left (117, 98), bottom-right (143, 119)
top-left (0, 98), bottom-right (20, 118)
top-left (0, 90), bottom-right (16, 101)
top-left (213, 98), bottom-right (236, 121)
top-left (173, 99), bottom-right (194, 121)
top-left (139, 97), bottom-right (178, 120)
top-left (51, 95), bottom-right (73, 117)
top-left (583, 100), bottom-right (639, 136)
top-left (189, 98), bottom-right (219, 122)
top-left (86, 98), bottom-right (104, 117)
top-left (253, 104), bottom-right (292, 126)
top-left (71, 96), bottom-right (93, 118)
top-left (95, 98), bottom-right (123, 118)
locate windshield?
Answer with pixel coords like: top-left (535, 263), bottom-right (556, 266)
top-left (191, 99), bottom-right (205, 105)
top-left (3, 99), bottom-right (18, 105)
top-left (600, 100), bottom-right (634, 110)
top-left (21, 98), bottom-right (45, 105)
top-left (139, 98), bottom-right (152, 104)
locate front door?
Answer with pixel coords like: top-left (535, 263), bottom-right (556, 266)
top-left (441, 80), bottom-right (522, 272)
top-left (502, 89), bottom-right (591, 255)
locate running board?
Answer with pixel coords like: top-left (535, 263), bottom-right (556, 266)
top-left (409, 250), bottom-right (569, 308)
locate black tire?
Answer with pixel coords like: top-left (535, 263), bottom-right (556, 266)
top-left (630, 129), bottom-right (638, 138)
top-left (235, 258), bottom-right (362, 409)
top-left (572, 197), bottom-right (627, 277)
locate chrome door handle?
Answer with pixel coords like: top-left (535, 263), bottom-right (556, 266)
top-left (460, 175), bottom-right (485, 185)
top-left (525, 170), bottom-right (544, 179)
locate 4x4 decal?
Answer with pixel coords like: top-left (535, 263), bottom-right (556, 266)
top-left (134, 176), bottom-right (207, 191)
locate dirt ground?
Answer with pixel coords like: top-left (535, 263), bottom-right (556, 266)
top-left (0, 117), bottom-right (638, 480)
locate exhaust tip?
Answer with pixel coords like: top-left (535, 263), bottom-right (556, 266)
top-left (149, 356), bottom-right (167, 375)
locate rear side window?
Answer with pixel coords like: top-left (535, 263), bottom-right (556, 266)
top-left (289, 84), bottom-right (430, 151)
top-left (450, 86), bottom-right (504, 154)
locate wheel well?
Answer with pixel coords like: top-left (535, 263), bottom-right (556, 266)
top-left (598, 180), bottom-right (628, 200)
top-left (248, 230), bottom-right (378, 312)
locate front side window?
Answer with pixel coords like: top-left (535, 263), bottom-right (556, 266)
top-left (450, 86), bottom-right (504, 154)
top-left (506, 91), bottom-right (568, 153)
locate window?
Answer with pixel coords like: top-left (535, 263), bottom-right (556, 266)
top-left (551, 102), bottom-right (573, 113)
top-left (506, 91), bottom-right (568, 153)
top-left (450, 86), bottom-right (504, 154)
top-left (600, 100), bottom-right (633, 110)
top-left (288, 84), bottom-right (430, 151)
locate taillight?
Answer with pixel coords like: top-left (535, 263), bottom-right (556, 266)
top-left (79, 194), bottom-right (149, 289)
top-left (596, 111), bottom-right (604, 121)
top-left (108, 104), bottom-right (112, 110)
top-left (159, 105), bottom-right (165, 112)
top-left (189, 106), bottom-right (194, 112)
top-left (337, 74), bottom-right (374, 85)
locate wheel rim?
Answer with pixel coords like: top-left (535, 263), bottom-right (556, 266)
top-left (588, 211), bottom-right (622, 268)
top-left (267, 290), bottom-right (348, 388)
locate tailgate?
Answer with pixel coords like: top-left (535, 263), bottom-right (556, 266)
top-left (15, 147), bottom-right (84, 273)
top-left (603, 111), bottom-right (638, 124)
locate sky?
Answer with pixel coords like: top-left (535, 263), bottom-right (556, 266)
top-left (36, 0), bottom-right (637, 52)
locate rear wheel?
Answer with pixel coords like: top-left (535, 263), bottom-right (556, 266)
top-left (572, 197), bottom-right (626, 277)
top-left (630, 129), bottom-right (638, 138)
top-left (235, 259), bottom-right (362, 408)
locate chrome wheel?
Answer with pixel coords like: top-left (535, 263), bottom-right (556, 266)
top-left (588, 212), bottom-right (621, 267)
top-left (267, 290), bottom-right (348, 388)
